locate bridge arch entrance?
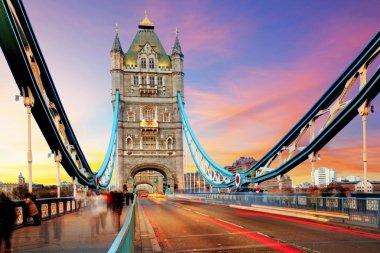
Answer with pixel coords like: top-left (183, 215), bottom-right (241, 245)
top-left (125, 164), bottom-right (176, 194)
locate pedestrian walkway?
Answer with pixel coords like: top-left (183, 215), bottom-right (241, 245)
top-left (12, 206), bottom-right (130, 253)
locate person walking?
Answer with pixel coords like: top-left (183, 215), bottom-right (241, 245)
top-left (0, 192), bottom-right (17, 253)
top-left (111, 191), bottom-right (123, 231)
top-left (24, 193), bottom-right (40, 225)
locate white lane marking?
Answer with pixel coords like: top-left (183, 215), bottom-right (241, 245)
top-left (256, 232), bottom-right (269, 238)
top-left (183, 207), bottom-right (191, 211)
top-left (195, 211), bottom-right (209, 216)
top-left (216, 218), bottom-right (244, 228)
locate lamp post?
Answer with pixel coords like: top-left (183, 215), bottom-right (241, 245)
top-left (359, 67), bottom-right (370, 193)
top-left (55, 150), bottom-right (62, 198)
top-left (73, 177), bottom-right (78, 199)
top-left (21, 87), bottom-right (34, 193)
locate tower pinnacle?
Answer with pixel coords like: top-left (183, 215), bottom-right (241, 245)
top-left (172, 26), bottom-right (183, 57)
top-left (111, 23), bottom-right (123, 52)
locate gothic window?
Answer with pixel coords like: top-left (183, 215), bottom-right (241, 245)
top-left (163, 112), bottom-right (170, 122)
top-left (158, 76), bottom-right (163, 85)
top-left (143, 136), bottom-right (156, 150)
top-left (149, 76), bottom-right (155, 85)
top-left (133, 76), bottom-right (138, 85)
top-left (143, 107), bottom-right (154, 121)
top-left (126, 137), bottom-right (133, 149)
top-left (149, 58), bottom-right (154, 69)
top-left (141, 76), bottom-right (146, 84)
top-left (141, 58), bottom-right (146, 69)
top-left (166, 137), bottom-right (173, 150)
top-left (127, 111), bottom-right (135, 121)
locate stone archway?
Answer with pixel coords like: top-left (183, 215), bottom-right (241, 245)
top-left (126, 163), bottom-right (176, 194)
top-left (135, 182), bottom-right (154, 194)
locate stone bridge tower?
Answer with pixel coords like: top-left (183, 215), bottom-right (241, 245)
top-left (110, 14), bottom-right (184, 193)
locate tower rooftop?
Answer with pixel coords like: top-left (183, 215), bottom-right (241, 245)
top-left (139, 11), bottom-right (154, 30)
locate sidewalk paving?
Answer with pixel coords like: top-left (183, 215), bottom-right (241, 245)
top-left (12, 206), bottom-right (130, 253)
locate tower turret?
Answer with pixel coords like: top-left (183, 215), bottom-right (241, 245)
top-left (111, 24), bottom-right (124, 70)
top-left (171, 27), bottom-right (184, 96)
top-left (111, 24), bottom-right (124, 96)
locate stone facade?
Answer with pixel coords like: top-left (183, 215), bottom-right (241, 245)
top-left (110, 16), bottom-right (184, 193)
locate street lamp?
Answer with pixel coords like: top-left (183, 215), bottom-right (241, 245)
top-left (21, 87), bottom-right (34, 193)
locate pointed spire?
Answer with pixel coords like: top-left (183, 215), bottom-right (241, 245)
top-left (172, 26), bottom-right (183, 57)
top-left (111, 23), bottom-right (123, 52)
top-left (139, 11), bottom-right (154, 29)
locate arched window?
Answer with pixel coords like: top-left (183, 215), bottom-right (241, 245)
top-left (141, 58), bottom-right (146, 69)
top-left (126, 137), bottom-right (133, 149)
top-left (166, 137), bottom-right (173, 150)
top-left (143, 107), bottom-right (154, 121)
top-left (149, 58), bottom-right (154, 69)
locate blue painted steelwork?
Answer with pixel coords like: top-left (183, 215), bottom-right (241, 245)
top-left (0, 0), bottom-right (119, 189)
top-left (178, 93), bottom-right (234, 187)
top-left (178, 30), bottom-right (380, 187)
top-left (97, 90), bottom-right (119, 189)
top-left (108, 199), bottom-right (136, 253)
top-left (186, 193), bottom-right (380, 229)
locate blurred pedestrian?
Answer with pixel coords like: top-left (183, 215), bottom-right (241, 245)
top-left (87, 190), bottom-right (99, 237)
top-left (98, 192), bottom-right (108, 230)
top-left (111, 191), bottom-right (123, 231)
top-left (0, 193), bottom-right (16, 253)
top-left (124, 191), bottom-right (130, 206)
top-left (24, 193), bottom-right (40, 225)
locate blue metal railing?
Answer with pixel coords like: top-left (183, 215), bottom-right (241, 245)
top-left (108, 199), bottom-right (136, 253)
top-left (183, 193), bottom-right (380, 229)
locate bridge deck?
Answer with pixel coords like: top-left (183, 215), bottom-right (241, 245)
top-left (12, 206), bottom-right (130, 252)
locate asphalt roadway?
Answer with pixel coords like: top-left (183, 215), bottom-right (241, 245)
top-left (139, 196), bottom-right (380, 253)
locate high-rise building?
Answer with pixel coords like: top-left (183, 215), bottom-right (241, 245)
top-left (312, 167), bottom-right (336, 187)
top-left (111, 14), bottom-right (184, 192)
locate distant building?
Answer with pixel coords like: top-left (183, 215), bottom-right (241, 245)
top-left (18, 172), bottom-right (25, 186)
top-left (312, 167), bottom-right (336, 187)
top-left (0, 182), bottom-right (18, 197)
top-left (328, 181), bottom-right (358, 192)
top-left (260, 175), bottom-right (292, 192)
top-left (229, 157), bottom-right (257, 174)
top-left (337, 176), bottom-right (362, 182)
top-left (355, 181), bottom-right (380, 193)
top-left (184, 172), bottom-right (207, 192)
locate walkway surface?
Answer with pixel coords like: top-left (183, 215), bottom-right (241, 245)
top-left (12, 206), bottom-right (130, 253)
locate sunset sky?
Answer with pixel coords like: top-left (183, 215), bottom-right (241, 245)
top-left (0, 0), bottom-right (379, 185)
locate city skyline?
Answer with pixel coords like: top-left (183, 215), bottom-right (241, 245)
top-left (0, 0), bottom-right (379, 185)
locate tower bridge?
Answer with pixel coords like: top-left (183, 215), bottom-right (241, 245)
top-left (1, 0), bottom-right (379, 194)
top-left (111, 13), bottom-right (184, 193)
top-left (1, 1), bottom-right (380, 252)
